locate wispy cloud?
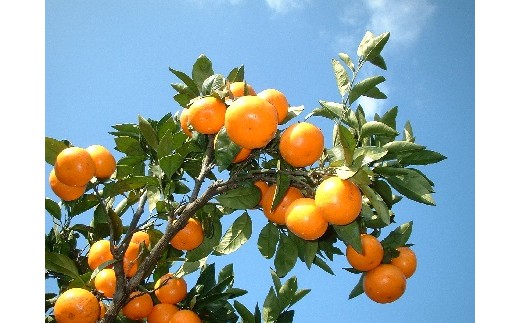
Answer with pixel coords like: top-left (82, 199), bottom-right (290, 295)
top-left (264, 0), bottom-right (311, 14)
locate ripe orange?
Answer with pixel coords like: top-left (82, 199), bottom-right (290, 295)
top-left (188, 96), bottom-right (226, 134)
top-left (154, 273), bottom-right (188, 304)
top-left (257, 88), bottom-right (289, 124)
top-left (86, 144), bottom-right (117, 180)
top-left (254, 181), bottom-right (269, 206)
top-left (225, 96), bottom-right (279, 149)
top-left (147, 303), bottom-right (179, 323)
top-left (285, 198), bottom-right (328, 240)
top-left (279, 122), bottom-right (324, 168)
top-left (94, 268), bottom-right (117, 298)
top-left (122, 291), bottom-right (154, 320)
top-left (123, 242), bottom-right (141, 277)
top-left (314, 176), bottom-right (362, 225)
top-left (87, 240), bottom-right (113, 270)
top-left (169, 309), bottom-right (202, 323)
top-left (179, 108), bottom-right (192, 137)
top-left (131, 230), bottom-right (151, 248)
top-left (54, 146), bottom-right (96, 187)
top-left (261, 185), bottom-right (304, 225)
top-left (170, 218), bottom-right (204, 251)
top-left (346, 234), bottom-right (384, 271)
top-left (49, 168), bottom-right (86, 201)
top-left (390, 247), bottom-right (417, 278)
top-left (363, 264), bottom-right (407, 304)
top-left (53, 288), bottom-right (100, 323)
top-left (232, 147), bottom-right (252, 163)
top-left (229, 81), bottom-right (256, 98)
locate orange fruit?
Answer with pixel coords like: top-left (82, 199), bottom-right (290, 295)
top-left (99, 301), bottom-right (106, 319)
top-left (232, 147), bottom-right (252, 163)
top-left (87, 240), bottom-right (113, 270)
top-left (279, 122), bottom-right (324, 167)
top-left (131, 230), bottom-right (151, 248)
top-left (94, 268), bottom-right (117, 298)
top-left (179, 108), bottom-right (192, 137)
top-left (346, 234), bottom-right (384, 271)
top-left (123, 241), bottom-right (141, 277)
top-left (188, 96), bottom-right (226, 134)
top-left (229, 81), bottom-right (256, 98)
top-left (257, 88), bottom-right (289, 123)
top-left (147, 303), bottom-right (179, 323)
top-left (314, 176), bottom-right (362, 225)
top-left (363, 264), bottom-right (407, 304)
top-left (169, 309), bottom-right (202, 323)
top-left (285, 198), bottom-right (328, 240)
top-left (86, 144), bottom-right (117, 180)
top-left (122, 291), bottom-right (154, 320)
top-left (154, 273), bottom-right (188, 304)
top-left (49, 168), bottom-right (86, 201)
top-left (170, 218), bottom-right (204, 251)
top-left (390, 247), bottom-right (417, 278)
top-left (254, 181), bottom-right (269, 206)
top-left (54, 146), bottom-right (96, 187)
top-left (53, 288), bottom-right (100, 323)
top-left (225, 96), bottom-right (278, 149)
top-left (261, 185), bottom-right (304, 225)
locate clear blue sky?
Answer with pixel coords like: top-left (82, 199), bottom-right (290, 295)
top-left (3, 0), bottom-right (494, 322)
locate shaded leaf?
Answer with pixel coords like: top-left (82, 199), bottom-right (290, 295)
top-left (381, 221), bottom-right (413, 250)
top-left (348, 273), bottom-right (365, 299)
top-left (359, 184), bottom-right (390, 225)
top-left (374, 167), bottom-right (436, 205)
top-left (45, 198), bottom-right (61, 220)
top-left (274, 234), bottom-right (298, 278)
top-left (192, 54), bottom-right (214, 92)
top-left (333, 221), bottom-right (362, 254)
top-left (359, 121), bottom-right (399, 139)
top-left (216, 186), bottom-right (261, 210)
top-left (103, 176), bottom-right (159, 198)
top-left (234, 300), bottom-right (255, 323)
top-left (398, 150), bottom-right (447, 166)
top-left (138, 115), bottom-right (159, 151)
top-left (214, 127), bottom-right (242, 172)
top-left (45, 137), bottom-right (69, 165)
top-left (202, 74), bottom-right (226, 96)
top-left (45, 252), bottom-right (80, 279)
top-left (214, 212), bottom-right (252, 255)
top-left (348, 76), bottom-right (386, 104)
top-left (258, 222), bottom-right (280, 259)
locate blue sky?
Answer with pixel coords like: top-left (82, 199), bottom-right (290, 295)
top-left (2, 0), bottom-right (499, 322)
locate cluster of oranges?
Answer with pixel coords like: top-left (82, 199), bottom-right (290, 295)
top-left (346, 234), bottom-right (418, 304)
top-left (179, 81), bottom-right (325, 169)
top-left (49, 145), bottom-right (117, 201)
top-left (256, 175), bottom-right (362, 241)
top-left (54, 230), bottom-right (203, 323)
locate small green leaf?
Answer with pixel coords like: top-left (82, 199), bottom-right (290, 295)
top-left (368, 54), bottom-right (387, 70)
top-left (227, 65), bottom-right (245, 83)
top-left (403, 120), bottom-right (415, 142)
top-left (278, 276), bottom-right (297, 310)
top-left (270, 269), bottom-right (282, 294)
top-left (348, 273), bottom-right (365, 299)
top-left (359, 121), bottom-right (399, 139)
top-left (202, 74), bottom-right (226, 96)
top-left (382, 141), bottom-right (425, 154)
top-left (234, 300), bottom-right (255, 323)
top-left (363, 86), bottom-right (387, 99)
top-left (348, 76), bottom-right (386, 104)
top-left (216, 186), bottom-right (261, 210)
top-left (338, 52), bottom-right (355, 72)
top-left (192, 54), bottom-right (214, 92)
top-left (103, 176), bottom-right (160, 198)
top-left (359, 184), bottom-right (390, 225)
top-left (375, 167), bottom-right (436, 206)
top-left (272, 171), bottom-right (290, 210)
top-left (274, 234), bottom-right (298, 278)
top-left (214, 127), bottom-right (242, 171)
top-left (258, 222), bottom-right (280, 259)
top-left (45, 252), bottom-right (80, 279)
top-left (290, 288), bottom-right (311, 307)
top-left (280, 105), bottom-right (304, 125)
top-left (334, 123), bottom-right (356, 165)
top-left (277, 310), bottom-right (295, 323)
top-left (45, 198), bottom-right (61, 220)
top-left (214, 212), bottom-right (252, 255)
top-left (45, 137), bottom-right (69, 165)
top-left (159, 153), bottom-right (184, 179)
top-left (138, 115), bottom-right (159, 151)
top-left (169, 67), bottom-right (200, 97)
top-left (398, 150), bottom-right (447, 166)
top-left (263, 287), bottom-right (281, 323)
top-left (114, 136), bottom-right (145, 156)
top-left (353, 146), bottom-right (388, 165)
top-left (306, 101), bottom-right (344, 121)
top-left (333, 221), bottom-right (362, 254)
top-left (332, 58), bottom-right (350, 96)
top-left (357, 31), bottom-right (390, 62)
top-left (381, 221), bottom-right (413, 249)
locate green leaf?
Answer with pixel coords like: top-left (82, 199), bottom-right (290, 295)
top-left (307, 100), bottom-right (344, 121)
top-left (398, 150), bottom-right (447, 166)
top-left (280, 105), bottom-right (304, 125)
top-left (45, 252), bottom-right (80, 279)
top-left (214, 212), bottom-right (252, 255)
top-left (258, 222), bottom-right (280, 259)
top-left (227, 65), bottom-right (245, 83)
top-left (348, 76), bottom-right (386, 104)
top-left (278, 276), bottom-right (297, 310)
top-left (333, 221), bottom-right (362, 253)
top-left (214, 127), bottom-right (242, 172)
top-left (290, 288), bottom-right (311, 307)
top-left (192, 54), bottom-right (214, 92)
top-left (368, 54), bottom-right (387, 70)
top-left (45, 198), bottom-right (61, 220)
top-left (403, 120), bottom-right (415, 142)
top-left (263, 287), bottom-right (281, 323)
top-left (274, 234), bottom-right (298, 278)
top-left (289, 233), bottom-right (318, 269)
top-left (169, 67), bottom-right (200, 97)
top-left (348, 273), bottom-right (365, 299)
top-left (382, 141), bottom-right (425, 154)
top-left (103, 176), bottom-right (159, 198)
top-left (359, 184), bottom-right (390, 225)
top-left (234, 300), bottom-right (255, 323)
top-left (338, 52), bottom-right (355, 72)
top-left (334, 123), bottom-right (356, 165)
top-left (270, 269), bottom-right (282, 294)
top-left (353, 146), bottom-right (388, 165)
top-left (357, 31), bottom-right (390, 62)
top-left (216, 186), bottom-right (261, 210)
top-left (202, 74), bottom-right (226, 96)
top-left (69, 194), bottom-right (100, 217)
top-left (187, 215), bottom-right (222, 262)
top-left (312, 256), bottom-right (335, 275)
top-left (363, 86), bottom-right (387, 99)
top-left (332, 58), bottom-right (350, 96)
top-left (359, 121), bottom-right (399, 139)
top-left (277, 310), bottom-right (295, 323)
top-left (372, 180), bottom-right (394, 208)
top-left (175, 257), bottom-right (207, 277)
top-left (159, 153), bottom-right (184, 179)
top-left (374, 167), bottom-right (436, 205)
top-left (114, 136), bottom-right (145, 156)
top-left (272, 171), bottom-right (290, 210)
top-left (45, 137), bottom-right (69, 165)
top-left (138, 115), bottom-right (159, 151)
top-left (381, 221), bottom-right (413, 249)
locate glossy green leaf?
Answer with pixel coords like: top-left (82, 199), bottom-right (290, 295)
top-left (263, 287), bottom-right (281, 323)
top-left (227, 65), bottom-right (245, 83)
top-left (398, 149), bottom-right (447, 166)
top-left (289, 233), bottom-right (318, 269)
top-left (214, 212), bottom-right (252, 255)
top-left (192, 54), bottom-right (214, 92)
top-left (270, 269), bottom-right (282, 293)
top-left (45, 198), bottom-right (61, 220)
top-left (159, 153), bottom-right (184, 178)
top-left (138, 115), bottom-right (159, 151)
top-left (234, 300), bottom-right (255, 323)
top-left (278, 276), bottom-right (297, 311)
top-left (359, 184), bottom-right (390, 225)
top-left (290, 288), bottom-right (311, 307)
top-left (374, 167), bottom-right (435, 205)
top-left (381, 221), bottom-right (413, 249)
top-left (332, 58), bottom-right (350, 96)
top-left (382, 141), bottom-right (425, 154)
top-left (334, 123), bottom-right (356, 165)
top-left (274, 234), bottom-right (298, 278)
top-left (69, 194), bottom-right (100, 217)
top-left (45, 252), bottom-right (80, 279)
top-left (214, 127), bottom-right (242, 171)
top-left (353, 146), bottom-right (388, 165)
top-left (372, 180), bottom-right (394, 208)
top-left (258, 222), bottom-right (280, 259)
top-left (114, 136), bottom-right (145, 156)
top-left (363, 86), bottom-right (387, 99)
top-left (272, 171), bottom-right (290, 210)
top-left (333, 221), bottom-right (362, 253)
top-left (348, 76), bottom-right (386, 104)
top-left (216, 186), bottom-right (260, 210)
top-left (45, 137), bottom-right (69, 165)
top-left (202, 74), bottom-right (226, 96)
top-left (306, 100), bottom-right (344, 121)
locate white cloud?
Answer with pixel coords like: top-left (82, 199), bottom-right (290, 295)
top-left (265, 0), bottom-right (311, 14)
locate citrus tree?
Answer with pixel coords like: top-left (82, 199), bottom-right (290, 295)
top-left (45, 31), bottom-right (446, 323)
